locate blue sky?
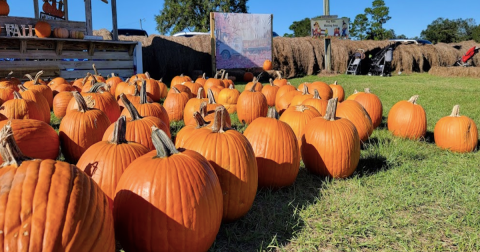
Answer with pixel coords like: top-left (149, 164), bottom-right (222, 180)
top-left (8, 0), bottom-right (480, 38)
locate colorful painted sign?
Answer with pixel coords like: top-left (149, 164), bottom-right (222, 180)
top-left (214, 12), bottom-right (272, 69)
top-left (311, 17), bottom-right (349, 39)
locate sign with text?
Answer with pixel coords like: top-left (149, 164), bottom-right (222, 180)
top-left (311, 17), bottom-right (349, 39)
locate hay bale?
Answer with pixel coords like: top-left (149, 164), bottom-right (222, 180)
top-left (93, 29), bottom-right (112, 40)
top-left (429, 66), bottom-right (480, 78)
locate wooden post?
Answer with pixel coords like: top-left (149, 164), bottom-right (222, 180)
top-left (64, 0), bottom-right (69, 21)
top-left (111, 0), bottom-right (118, 40)
top-left (134, 42), bottom-right (143, 74)
top-left (85, 0), bottom-right (93, 35)
top-left (323, 0), bottom-right (330, 16)
top-left (210, 12), bottom-right (216, 77)
top-left (270, 14), bottom-right (273, 62)
top-left (33, 0), bottom-right (39, 19)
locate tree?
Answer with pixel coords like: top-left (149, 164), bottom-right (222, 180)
top-left (350, 14), bottom-right (369, 40)
top-left (155, 0), bottom-right (248, 35)
top-left (285, 18), bottom-right (312, 37)
top-left (420, 18), bottom-right (478, 43)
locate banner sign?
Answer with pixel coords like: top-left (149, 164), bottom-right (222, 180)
top-left (311, 17), bottom-right (349, 39)
top-left (214, 12), bottom-right (272, 69)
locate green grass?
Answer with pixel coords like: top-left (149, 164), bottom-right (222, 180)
top-left (205, 73), bottom-right (480, 251)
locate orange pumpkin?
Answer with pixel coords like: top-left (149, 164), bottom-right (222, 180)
top-left (263, 59), bottom-right (273, 71)
top-left (387, 95), bottom-right (427, 140)
top-left (236, 83), bottom-right (268, 124)
top-left (353, 88), bottom-right (383, 129)
top-left (434, 105), bottom-right (478, 153)
top-left (35, 20), bottom-right (52, 38)
top-left (53, 27), bottom-right (69, 38)
top-left (0, 1), bottom-right (9, 16)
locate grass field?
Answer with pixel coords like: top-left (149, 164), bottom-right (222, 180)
top-left (206, 73), bottom-right (480, 251)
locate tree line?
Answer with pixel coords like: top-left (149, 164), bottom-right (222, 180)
top-left (154, 0), bottom-right (480, 44)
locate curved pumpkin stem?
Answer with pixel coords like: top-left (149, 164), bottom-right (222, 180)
top-left (192, 111), bottom-right (209, 128)
top-left (139, 80), bottom-right (149, 104)
top-left (82, 73), bottom-right (92, 85)
top-left (151, 126), bottom-right (179, 158)
top-left (295, 105), bottom-right (310, 112)
top-left (145, 72), bottom-right (151, 79)
top-left (24, 74), bottom-right (34, 82)
top-left (312, 89), bottom-right (321, 100)
top-left (207, 89), bottom-right (216, 104)
top-left (286, 82), bottom-right (292, 86)
top-left (110, 115), bottom-right (128, 144)
top-left (408, 95), bottom-right (419, 104)
top-left (88, 82), bottom-right (107, 93)
top-left (5, 71), bottom-right (13, 80)
top-left (228, 84), bottom-right (234, 90)
top-left (33, 70), bottom-right (44, 85)
top-left (267, 107), bottom-right (279, 119)
top-left (17, 85), bottom-right (28, 92)
top-left (196, 87), bottom-right (205, 99)
top-left (323, 98), bottom-right (339, 121)
top-left (198, 101), bottom-right (208, 117)
top-left (249, 81), bottom-right (258, 92)
top-left (276, 71), bottom-right (282, 80)
top-left (172, 86), bottom-right (181, 94)
top-left (0, 121), bottom-right (32, 168)
top-left (224, 72), bottom-right (229, 81)
top-left (13, 91), bottom-right (22, 99)
top-left (72, 91), bottom-right (89, 113)
top-left (92, 64), bottom-right (99, 76)
top-left (333, 81), bottom-right (338, 85)
top-left (269, 78), bottom-right (274, 86)
top-left (450, 105), bottom-right (460, 117)
top-left (220, 69), bottom-right (226, 80)
top-left (120, 93), bottom-right (142, 121)
top-left (364, 88), bottom-right (371, 93)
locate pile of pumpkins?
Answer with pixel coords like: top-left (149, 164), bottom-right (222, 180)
top-left (0, 67), bottom-right (476, 252)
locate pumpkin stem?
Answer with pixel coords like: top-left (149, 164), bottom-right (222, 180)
top-left (294, 105), bottom-right (310, 112)
top-left (13, 91), bottom-right (22, 99)
top-left (211, 106), bottom-right (229, 133)
top-left (33, 70), bottom-right (44, 85)
top-left (120, 93), bottom-right (142, 121)
top-left (287, 82), bottom-right (292, 86)
top-left (249, 81), bottom-right (258, 92)
top-left (198, 101), bottom-right (208, 117)
top-left (207, 89), bottom-right (216, 104)
top-left (323, 98), bottom-right (339, 121)
top-left (276, 71), bottom-right (282, 80)
top-left (312, 89), bottom-right (321, 99)
top-left (172, 86), bottom-right (180, 94)
top-left (145, 72), bottom-right (151, 79)
top-left (193, 111), bottom-right (209, 128)
top-left (110, 72), bottom-right (116, 78)
top-left (151, 126), bottom-right (179, 158)
top-left (450, 105), bottom-right (460, 117)
top-left (364, 88), bottom-right (371, 93)
top-left (267, 107), bottom-right (279, 119)
top-left (220, 69), bottom-right (226, 80)
top-left (0, 121), bottom-right (32, 168)
top-left (82, 73), bottom-right (92, 85)
top-left (333, 80), bottom-right (338, 85)
top-left (214, 71), bottom-right (219, 79)
top-left (228, 84), bottom-right (234, 89)
top-left (301, 83), bottom-right (310, 95)
top-left (92, 64), bottom-right (99, 76)
top-left (224, 72), bottom-right (229, 80)
top-left (5, 71), bottom-right (13, 80)
top-left (408, 95), bottom-right (419, 104)
top-left (24, 74), bottom-right (34, 81)
top-left (196, 87), bottom-right (205, 99)
top-left (17, 85), bottom-right (28, 92)
top-left (88, 81), bottom-right (107, 93)
top-left (110, 116), bottom-right (128, 144)
top-left (269, 78), bottom-right (274, 86)
top-left (140, 80), bottom-right (149, 104)
top-left (72, 91), bottom-right (89, 113)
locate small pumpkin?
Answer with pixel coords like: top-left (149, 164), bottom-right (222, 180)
top-left (163, 86), bottom-right (190, 122)
top-left (217, 84), bottom-right (240, 114)
top-left (273, 71), bottom-right (288, 87)
top-left (69, 30), bottom-right (85, 39)
top-left (243, 71), bottom-right (254, 82)
top-left (261, 78), bottom-right (279, 107)
top-left (387, 95), bottom-right (427, 140)
top-left (237, 82), bottom-right (268, 124)
top-left (53, 27), bottom-right (69, 38)
top-left (434, 105), bottom-right (478, 153)
top-left (0, 0), bottom-right (9, 16)
top-left (330, 81), bottom-right (345, 102)
top-left (263, 59), bottom-right (273, 71)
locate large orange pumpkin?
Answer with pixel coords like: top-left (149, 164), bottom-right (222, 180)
top-left (302, 98), bottom-right (361, 178)
top-left (77, 116), bottom-right (150, 208)
top-left (35, 20), bottom-right (51, 38)
top-left (353, 88), bottom-right (383, 129)
top-left (301, 89), bottom-right (328, 116)
top-left (163, 86), bottom-right (190, 122)
top-left (0, 91), bottom-right (44, 121)
top-left (17, 85), bottom-right (51, 124)
top-left (114, 127), bottom-right (223, 252)
top-left (244, 108), bottom-right (300, 188)
top-left (0, 122), bottom-right (115, 252)
top-left (53, 91), bottom-right (74, 119)
top-left (387, 95), bottom-right (427, 140)
top-left (180, 107), bottom-right (258, 222)
top-left (434, 105), bottom-right (478, 153)
top-left (336, 100), bottom-right (373, 143)
top-left (59, 91), bottom-right (111, 163)
top-left (237, 82), bottom-right (268, 124)
top-left (279, 104), bottom-right (321, 152)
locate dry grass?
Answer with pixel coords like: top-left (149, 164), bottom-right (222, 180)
top-left (429, 66), bottom-right (480, 78)
top-left (94, 29), bottom-right (480, 81)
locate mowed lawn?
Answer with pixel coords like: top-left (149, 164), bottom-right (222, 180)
top-left (208, 73), bottom-right (480, 251)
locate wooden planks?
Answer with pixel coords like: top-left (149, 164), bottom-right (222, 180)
top-left (0, 36), bottom-right (140, 80)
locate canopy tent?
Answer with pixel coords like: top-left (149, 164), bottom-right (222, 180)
top-left (32, 0), bottom-right (119, 39)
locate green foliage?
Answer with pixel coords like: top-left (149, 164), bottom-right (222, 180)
top-left (155, 0), bottom-right (248, 35)
top-left (350, 0), bottom-right (392, 40)
top-left (420, 18), bottom-right (478, 44)
top-left (284, 18), bottom-right (312, 38)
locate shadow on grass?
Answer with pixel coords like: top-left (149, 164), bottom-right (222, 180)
top-left (423, 131), bottom-right (435, 144)
top-left (354, 155), bottom-right (388, 177)
top-left (209, 167), bottom-right (325, 251)
top-left (376, 116), bottom-right (388, 130)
